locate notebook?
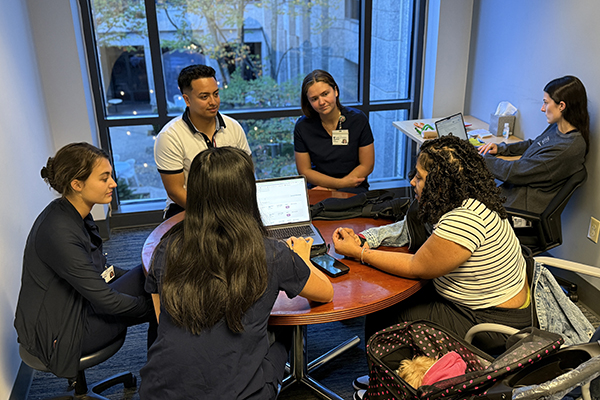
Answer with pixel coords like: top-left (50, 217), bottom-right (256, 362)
top-left (435, 113), bottom-right (469, 140)
top-left (255, 176), bottom-right (325, 246)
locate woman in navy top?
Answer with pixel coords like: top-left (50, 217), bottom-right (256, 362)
top-left (14, 143), bottom-right (154, 379)
top-left (294, 70), bottom-right (374, 193)
top-left (141, 147), bottom-right (333, 399)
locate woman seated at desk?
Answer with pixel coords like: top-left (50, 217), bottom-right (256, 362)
top-left (333, 136), bottom-right (531, 351)
top-left (140, 147), bottom-right (333, 399)
top-left (294, 69), bottom-right (375, 193)
top-left (479, 75), bottom-right (589, 213)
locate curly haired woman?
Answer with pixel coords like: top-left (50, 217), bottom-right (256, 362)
top-left (334, 136), bottom-right (531, 351)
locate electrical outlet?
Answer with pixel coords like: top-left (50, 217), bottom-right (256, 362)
top-left (588, 217), bottom-right (600, 243)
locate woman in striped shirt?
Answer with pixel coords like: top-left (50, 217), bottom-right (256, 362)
top-left (333, 135), bottom-right (531, 352)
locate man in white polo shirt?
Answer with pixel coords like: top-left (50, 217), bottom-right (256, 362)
top-left (154, 64), bottom-right (251, 218)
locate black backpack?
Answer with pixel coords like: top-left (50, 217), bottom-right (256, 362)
top-left (310, 189), bottom-right (411, 221)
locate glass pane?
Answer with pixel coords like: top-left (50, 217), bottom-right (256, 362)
top-left (155, 0), bottom-right (360, 114)
top-left (239, 116), bottom-right (300, 179)
top-left (91, 0), bottom-right (157, 118)
top-left (109, 125), bottom-right (167, 204)
top-left (369, 109), bottom-right (409, 180)
top-left (370, 0), bottom-right (413, 101)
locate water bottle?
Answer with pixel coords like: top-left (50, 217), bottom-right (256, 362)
top-left (502, 122), bottom-right (510, 139)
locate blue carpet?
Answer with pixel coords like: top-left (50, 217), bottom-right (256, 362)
top-left (26, 226), bottom-right (369, 400)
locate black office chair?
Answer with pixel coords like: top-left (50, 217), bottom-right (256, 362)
top-left (19, 331), bottom-right (136, 399)
top-left (506, 166), bottom-right (587, 256)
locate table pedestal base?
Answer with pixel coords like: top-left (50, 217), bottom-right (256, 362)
top-left (281, 325), bottom-right (360, 400)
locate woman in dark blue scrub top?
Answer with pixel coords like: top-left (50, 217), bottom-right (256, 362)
top-left (140, 147), bottom-right (333, 399)
top-left (294, 69), bottom-right (375, 193)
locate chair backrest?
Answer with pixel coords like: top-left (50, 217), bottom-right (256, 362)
top-left (541, 166), bottom-right (587, 246)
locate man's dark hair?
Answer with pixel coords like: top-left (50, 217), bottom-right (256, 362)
top-left (177, 65), bottom-right (216, 94)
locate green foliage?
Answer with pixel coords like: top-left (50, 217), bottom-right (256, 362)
top-left (116, 177), bottom-right (135, 200)
top-left (244, 117), bottom-right (299, 179)
top-left (93, 0), bottom-right (337, 84)
top-left (92, 0), bottom-right (147, 47)
top-left (220, 70), bottom-right (303, 109)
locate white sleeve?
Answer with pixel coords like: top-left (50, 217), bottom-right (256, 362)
top-left (154, 131), bottom-right (185, 173)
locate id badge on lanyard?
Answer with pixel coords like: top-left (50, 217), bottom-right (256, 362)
top-left (332, 130), bottom-right (349, 145)
top-left (332, 114), bottom-right (348, 145)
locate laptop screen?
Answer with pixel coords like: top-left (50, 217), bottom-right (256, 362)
top-left (435, 113), bottom-right (468, 140)
top-left (256, 176), bottom-right (311, 227)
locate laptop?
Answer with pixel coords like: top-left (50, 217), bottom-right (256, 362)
top-left (435, 113), bottom-right (469, 140)
top-left (255, 176), bottom-right (325, 246)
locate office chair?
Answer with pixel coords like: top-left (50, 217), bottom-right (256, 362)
top-left (506, 166), bottom-right (587, 256)
top-left (19, 331), bottom-right (136, 400)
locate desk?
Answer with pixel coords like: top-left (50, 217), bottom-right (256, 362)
top-left (393, 116), bottom-right (521, 161)
top-left (141, 191), bottom-right (425, 400)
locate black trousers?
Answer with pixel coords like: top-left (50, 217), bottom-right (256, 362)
top-left (365, 281), bottom-right (533, 355)
top-left (81, 264), bottom-right (157, 354)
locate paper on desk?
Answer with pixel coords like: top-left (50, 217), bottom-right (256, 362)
top-left (469, 128), bottom-right (492, 138)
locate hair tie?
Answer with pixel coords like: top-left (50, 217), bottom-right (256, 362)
top-left (40, 166), bottom-right (49, 179)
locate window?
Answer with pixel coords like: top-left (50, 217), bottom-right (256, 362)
top-left (79, 0), bottom-right (425, 213)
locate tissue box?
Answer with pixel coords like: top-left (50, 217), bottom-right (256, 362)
top-left (489, 114), bottom-right (516, 137)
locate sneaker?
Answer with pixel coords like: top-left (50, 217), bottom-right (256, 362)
top-left (352, 375), bottom-right (369, 391)
top-left (353, 389), bottom-right (366, 400)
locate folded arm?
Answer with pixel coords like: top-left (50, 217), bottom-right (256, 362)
top-left (295, 143), bottom-right (374, 190)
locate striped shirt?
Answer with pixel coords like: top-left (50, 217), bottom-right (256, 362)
top-left (432, 198), bottom-right (526, 309)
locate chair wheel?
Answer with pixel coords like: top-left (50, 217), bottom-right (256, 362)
top-left (569, 294), bottom-right (579, 302)
top-left (125, 374), bottom-right (137, 389)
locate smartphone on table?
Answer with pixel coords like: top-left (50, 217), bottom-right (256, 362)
top-left (310, 254), bottom-right (350, 278)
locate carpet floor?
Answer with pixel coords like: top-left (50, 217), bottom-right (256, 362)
top-left (25, 226), bottom-right (600, 400)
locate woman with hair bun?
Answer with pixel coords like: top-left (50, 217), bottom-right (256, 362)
top-left (294, 69), bottom-right (375, 193)
top-left (479, 75), bottom-right (589, 213)
top-left (14, 142), bottom-right (155, 379)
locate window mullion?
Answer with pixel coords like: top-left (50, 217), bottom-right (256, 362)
top-left (144, 0), bottom-right (169, 123)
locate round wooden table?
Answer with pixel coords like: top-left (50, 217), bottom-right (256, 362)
top-left (141, 190), bottom-right (425, 399)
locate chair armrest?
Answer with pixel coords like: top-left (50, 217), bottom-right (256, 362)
top-left (505, 207), bottom-right (541, 221)
top-left (506, 207), bottom-right (548, 249)
top-left (534, 257), bottom-right (600, 279)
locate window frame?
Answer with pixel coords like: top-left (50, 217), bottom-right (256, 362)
top-left (78, 0), bottom-right (426, 226)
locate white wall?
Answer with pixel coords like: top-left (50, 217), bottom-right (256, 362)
top-left (1, 0), bottom-right (101, 397)
top-left (0, 1), bottom-right (56, 397)
top-left (421, 0), bottom-right (473, 118)
top-left (464, 0), bottom-right (600, 285)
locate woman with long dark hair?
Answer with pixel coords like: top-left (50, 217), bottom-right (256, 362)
top-left (140, 147), bottom-right (333, 399)
top-left (294, 69), bottom-right (375, 192)
top-left (14, 143), bottom-right (155, 379)
top-left (479, 75), bottom-right (589, 213)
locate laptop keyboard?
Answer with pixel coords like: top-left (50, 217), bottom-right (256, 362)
top-left (268, 225), bottom-right (315, 240)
